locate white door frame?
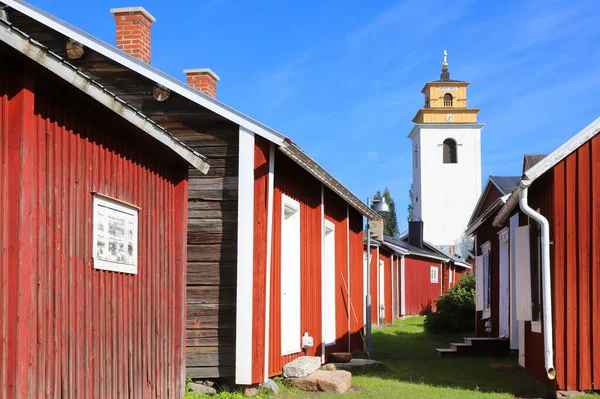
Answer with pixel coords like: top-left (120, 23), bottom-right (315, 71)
top-left (498, 227), bottom-right (510, 338)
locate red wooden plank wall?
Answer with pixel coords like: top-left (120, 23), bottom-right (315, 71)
top-left (348, 210), bottom-right (365, 351)
top-left (0, 52), bottom-right (187, 397)
top-left (522, 171), bottom-right (554, 386)
top-left (403, 257), bottom-right (442, 315)
top-left (381, 250), bottom-right (393, 324)
top-left (442, 263), bottom-right (450, 294)
top-left (251, 136), bottom-right (270, 383)
top-left (324, 188), bottom-right (350, 356)
top-left (268, 153), bottom-right (323, 377)
top-left (538, 135), bottom-right (600, 390)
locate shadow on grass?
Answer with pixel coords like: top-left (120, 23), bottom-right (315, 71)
top-left (354, 319), bottom-right (552, 398)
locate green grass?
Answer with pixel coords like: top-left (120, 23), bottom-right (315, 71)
top-left (185, 317), bottom-right (600, 398)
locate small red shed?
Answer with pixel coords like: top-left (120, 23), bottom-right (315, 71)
top-left (0, 15), bottom-right (208, 398)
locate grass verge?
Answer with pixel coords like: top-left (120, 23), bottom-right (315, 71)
top-left (185, 317), bottom-right (599, 398)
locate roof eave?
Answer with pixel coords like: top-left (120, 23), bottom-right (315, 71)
top-left (0, 18), bottom-right (210, 173)
top-left (3, 0), bottom-right (289, 147)
top-left (280, 143), bottom-right (380, 220)
top-left (494, 117), bottom-right (600, 227)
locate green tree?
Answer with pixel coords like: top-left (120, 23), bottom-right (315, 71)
top-left (407, 183), bottom-right (415, 222)
top-left (372, 187), bottom-right (399, 237)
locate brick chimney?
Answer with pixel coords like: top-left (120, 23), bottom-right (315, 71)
top-left (184, 69), bottom-right (220, 98)
top-left (110, 7), bottom-right (155, 64)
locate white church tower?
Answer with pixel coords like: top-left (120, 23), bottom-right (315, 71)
top-left (409, 51), bottom-right (483, 250)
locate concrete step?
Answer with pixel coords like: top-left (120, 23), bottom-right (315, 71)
top-left (462, 337), bottom-right (510, 356)
top-left (435, 348), bottom-right (458, 357)
top-left (450, 342), bottom-right (473, 353)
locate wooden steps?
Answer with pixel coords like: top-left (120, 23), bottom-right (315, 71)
top-left (436, 337), bottom-right (510, 358)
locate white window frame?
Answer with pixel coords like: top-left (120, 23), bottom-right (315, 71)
top-left (481, 241), bottom-right (492, 319)
top-left (430, 265), bottom-right (439, 283)
top-left (323, 219), bottom-right (336, 346)
top-left (92, 194), bottom-right (139, 274)
top-left (281, 194), bottom-right (301, 356)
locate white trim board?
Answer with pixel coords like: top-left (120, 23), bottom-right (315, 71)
top-left (235, 127), bottom-right (255, 384)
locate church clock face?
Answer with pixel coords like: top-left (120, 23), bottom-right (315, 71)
top-left (445, 114), bottom-right (454, 122)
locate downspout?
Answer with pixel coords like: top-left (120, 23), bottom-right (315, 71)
top-left (518, 186), bottom-right (556, 380)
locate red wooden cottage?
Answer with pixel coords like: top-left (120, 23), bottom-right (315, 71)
top-left (0, 0), bottom-right (381, 387)
top-left (364, 220), bottom-right (471, 324)
top-left (0, 7), bottom-right (210, 397)
top-left (467, 117), bottom-right (600, 391)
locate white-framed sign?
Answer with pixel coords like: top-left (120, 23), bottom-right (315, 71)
top-left (92, 194), bottom-right (139, 274)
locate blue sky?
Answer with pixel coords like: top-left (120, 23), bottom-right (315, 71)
top-left (26, 0), bottom-right (600, 232)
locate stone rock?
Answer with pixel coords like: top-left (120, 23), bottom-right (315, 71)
top-left (188, 382), bottom-right (217, 395)
top-left (329, 352), bottom-right (352, 363)
top-left (291, 370), bottom-right (352, 394)
top-left (282, 356), bottom-right (321, 378)
top-left (202, 380), bottom-right (215, 387)
top-left (259, 379), bottom-right (280, 396)
top-left (320, 363), bottom-right (337, 371)
top-left (556, 391), bottom-right (586, 399)
top-left (332, 358), bottom-right (385, 372)
top-left (244, 387), bottom-right (258, 397)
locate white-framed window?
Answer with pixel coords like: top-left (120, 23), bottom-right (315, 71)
top-left (481, 241), bottom-right (492, 319)
top-left (281, 194), bottom-right (301, 356)
top-left (323, 219), bottom-right (336, 345)
top-left (430, 266), bottom-right (439, 283)
top-left (92, 194), bottom-right (138, 274)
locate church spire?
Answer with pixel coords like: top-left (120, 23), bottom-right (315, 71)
top-left (440, 50), bottom-right (450, 81)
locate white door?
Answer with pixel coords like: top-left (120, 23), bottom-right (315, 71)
top-left (281, 195), bottom-right (301, 355)
top-left (323, 220), bottom-right (336, 345)
top-left (498, 228), bottom-right (509, 338)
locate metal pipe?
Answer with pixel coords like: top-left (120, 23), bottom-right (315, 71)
top-left (517, 186), bottom-right (556, 380)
